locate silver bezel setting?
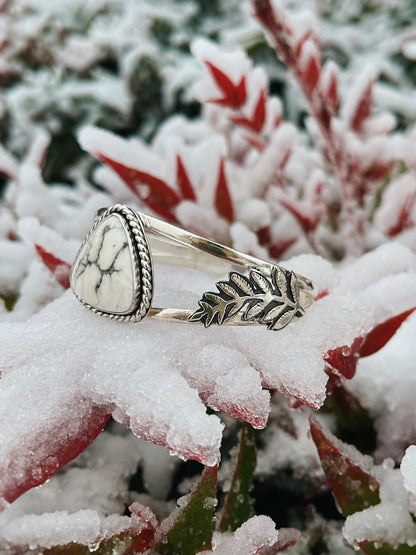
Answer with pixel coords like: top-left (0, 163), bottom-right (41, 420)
top-left (70, 204), bottom-right (153, 322)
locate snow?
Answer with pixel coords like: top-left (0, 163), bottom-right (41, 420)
top-left (2, 0), bottom-right (416, 550)
top-left (236, 199), bottom-right (271, 231)
top-left (256, 398), bottom-right (324, 481)
top-left (0, 239), bottom-right (32, 296)
top-left (401, 445), bottom-right (416, 509)
top-left (402, 40), bottom-right (416, 60)
top-left (340, 65), bottom-right (375, 127)
top-left (191, 37), bottom-right (252, 98)
top-left (209, 515), bottom-right (278, 554)
top-left (374, 174), bottom-right (416, 236)
top-left (2, 237), bottom-right (416, 516)
top-left (229, 222), bottom-right (269, 260)
top-left (0, 431), bottom-right (151, 549)
top-left (349, 312), bottom-right (416, 461)
top-left (18, 217), bottom-right (79, 264)
top-left (343, 459), bottom-right (416, 548)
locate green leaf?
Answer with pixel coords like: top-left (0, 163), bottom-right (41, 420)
top-left (360, 541), bottom-right (416, 555)
top-left (217, 422), bottom-right (257, 533)
top-left (322, 385), bottom-right (376, 454)
top-left (0, 294), bottom-right (17, 311)
top-left (159, 465), bottom-right (218, 555)
top-left (310, 417), bottom-right (380, 517)
top-left (41, 507), bottom-right (157, 555)
top-left (43, 533), bottom-right (138, 555)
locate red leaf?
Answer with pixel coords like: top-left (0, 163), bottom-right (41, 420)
top-left (363, 161), bottom-right (395, 182)
top-left (310, 417), bottom-right (380, 517)
top-left (324, 337), bottom-right (365, 380)
top-left (128, 503), bottom-right (159, 552)
top-left (1, 406), bottom-right (110, 507)
top-left (98, 154), bottom-right (180, 223)
top-left (176, 154), bottom-right (196, 201)
top-left (303, 52), bottom-right (321, 95)
top-left (268, 528), bottom-right (302, 552)
top-left (359, 307), bottom-right (416, 357)
top-left (279, 198), bottom-right (316, 232)
top-left (205, 61), bottom-right (247, 109)
top-left (268, 237), bottom-right (297, 259)
top-left (314, 288), bottom-right (329, 301)
top-left (324, 308), bottom-right (416, 381)
top-left (215, 158), bottom-right (234, 223)
top-left (326, 71), bottom-right (339, 112)
top-left (230, 115), bottom-right (256, 131)
top-left (350, 79), bottom-right (373, 132)
top-left (295, 30), bottom-right (314, 59)
top-left (253, 89), bottom-right (267, 133)
top-left (228, 89), bottom-right (266, 133)
top-left (257, 225), bottom-right (270, 245)
top-left (35, 244), bottom-right (71, 289)
top-left (387, 192), bottom-right (416, 237)
top-left (241, 133), bottom-right (267, 152)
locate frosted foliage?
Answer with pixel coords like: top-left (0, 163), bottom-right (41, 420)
top-left (1, 240), bottom-right (416, 508)
top-left (349, 313), bottom-right (416, 461)
top-left (256, 400), bottom-right (323, 480)
top-left (0, 432), bottom-right (142, 547)
top-left (0, 511), bottom-right (146, 550)
top-left (191, 38), bottom-right (251, 100)
top-left (374, 174), bottom-right (416, 236)
top-left (0, 240), bottom-right (32, 295)
top-left (343, 460), bottom-right (416, 547)
top-left (209, 516), bottom-right (278, 554)
top-left (133, 439), bottom-right (180, 500)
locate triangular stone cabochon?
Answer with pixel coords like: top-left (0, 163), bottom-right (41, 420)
top-left (71, 213), bottom-right (138, 314)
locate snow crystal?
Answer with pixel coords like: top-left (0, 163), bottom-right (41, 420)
top-left (401, 445), bottom-right (416, 509)
top-left (0, 510), bottom-right (103, 548)
top-left (235, 199), bottom-right (271, 231)
top-left (349, 312), bottom-right (416, 461)
top-left (0, 260), bottom-right (63, 322)
top-left (343, 460), bottom-right (416, 547)
top-left (2, 240), bottom-right (416, 514)
top-left (0, 144), bottom-right (18, 181)
top-left (341, 65), bottom-right (375, 126)
top-left (176, 201), bottom-right (230, 244)
top-left (58, 36), bottom-right (101, 73)
top-left (0, 509), bottom-right (147, 551)
top-left (78, 126), bottom-right (169, 185)
top-left (0, 239), bottom-right (32, 296)
top-left (402, 40), bottom-right (416, 60)
top-left (374, 174), bottom-right (416, 237)
top-left (191, 37), bottom-right (251, 100)
top-left (0, 432), bottom-right (141, 527)
top-left (256, 399), bottom-right (324, 480)
top-left (209, 515), bottom-right (278, 554)
top-left (133, 439), bottom-right (180, 500)
top-left (229, 222), bottom-right (269, 260)
top-left (249, 124), bottom-right (298, 196)
top-left (18, 218), bottom-right (79, 264)
top-left (374, 82), bottom-right (416, 120)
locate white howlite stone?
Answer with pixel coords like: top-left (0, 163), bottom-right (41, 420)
top-left (71, 214), bottom-right (137, 314)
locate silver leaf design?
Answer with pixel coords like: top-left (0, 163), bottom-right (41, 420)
top-left (189, 267), bottom-right (304, 330)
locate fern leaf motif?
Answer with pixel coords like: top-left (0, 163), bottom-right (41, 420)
top-left (189, 267), bottom-right (305, 330)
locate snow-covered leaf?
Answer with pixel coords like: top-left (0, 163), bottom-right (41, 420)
top-left (310, 417), bottom-right (380, 517)
top-left (159, 465), bottom-right (217, 554)
top-left (217, 423), bottom-right (256, 533)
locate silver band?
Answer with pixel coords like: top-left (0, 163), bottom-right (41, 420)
top-left (70, 204), bottom-right (314, 330)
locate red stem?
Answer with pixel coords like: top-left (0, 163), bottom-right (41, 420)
top-left (252, 0), bottom-right (364, 257)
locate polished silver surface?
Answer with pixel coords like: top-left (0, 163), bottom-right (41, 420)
top-left (70, 204), bottom-right (314, 329)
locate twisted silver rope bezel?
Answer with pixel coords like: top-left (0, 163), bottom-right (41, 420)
top-left (70, 204), bottom-right (153, 322)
